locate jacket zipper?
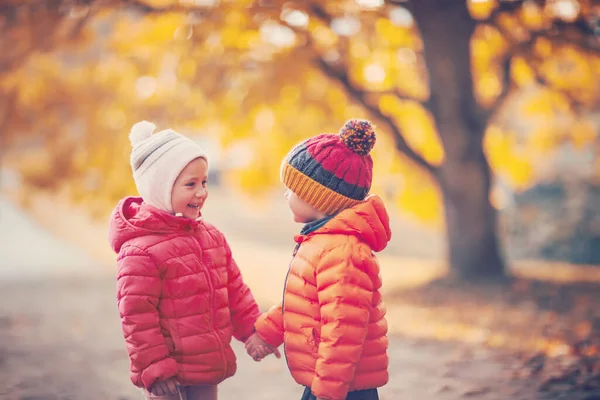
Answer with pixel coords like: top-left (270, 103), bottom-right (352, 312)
top-left (282, 242), bottom-right (301, 371)
top-left (192, 231), bottom-right (228, 380)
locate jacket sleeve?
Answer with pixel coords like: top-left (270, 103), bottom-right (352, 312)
top-left (116, 245), bottom-right (177, 390)
top-left (311, 241), bottom-right (374, 400)
top-left (225, 240), bottom-right (261, 343)
top-left (254, 302), bottom-right (285, 347)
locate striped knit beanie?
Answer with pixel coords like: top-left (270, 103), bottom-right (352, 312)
top-left (129, 121), bottom-right (207, 214)
top-left (281, 119), bottom-right (376, 215)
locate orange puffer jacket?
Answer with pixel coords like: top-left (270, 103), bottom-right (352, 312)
top-left (255, 194), bottom-right (391, 400)
top-left (109, 197), bottom-right (260, 390)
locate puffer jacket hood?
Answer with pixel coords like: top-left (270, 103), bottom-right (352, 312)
top-left (297, 194), bottom-right (391, 252)
top-left (109, 196), bottom-right (201, 253)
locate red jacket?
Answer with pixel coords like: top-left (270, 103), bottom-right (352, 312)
top-left (255, 195), bottom-right (391, 400)
top-left (108, 197), bottom-right (260, 390)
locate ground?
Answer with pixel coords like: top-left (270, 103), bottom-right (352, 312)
top-left (0, 194), bottom-right (598, 400)
top-left (3, 276), bottom-right (592, 400)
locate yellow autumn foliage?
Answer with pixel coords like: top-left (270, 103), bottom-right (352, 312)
top-left (0, 0), bottom-right (598, 229)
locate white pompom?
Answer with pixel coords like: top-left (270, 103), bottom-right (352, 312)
top-left (129, 121), bottom-right (156, 146)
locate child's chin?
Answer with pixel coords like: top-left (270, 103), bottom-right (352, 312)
top-left (181, 208), bottom-right (201, 219)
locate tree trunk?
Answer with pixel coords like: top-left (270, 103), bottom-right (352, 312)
top-left (439, 147), bottom-right (505, 280)
top-left (411, 0), bottom-right (505, 279)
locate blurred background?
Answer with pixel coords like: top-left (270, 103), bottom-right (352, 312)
top-left (0, 0), bottom-right (599, 399)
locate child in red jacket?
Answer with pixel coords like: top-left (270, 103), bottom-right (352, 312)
top-left (109, 121), bottom-right (278, 400)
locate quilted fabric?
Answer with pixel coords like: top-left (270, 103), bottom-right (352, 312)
top-left (255, 194), bottom-right (392, 400)
top-left (108, 197), bottom-right (260, 390)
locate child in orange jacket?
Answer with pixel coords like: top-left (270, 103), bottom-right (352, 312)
top-left (248, 120), bottom-right (391, 400)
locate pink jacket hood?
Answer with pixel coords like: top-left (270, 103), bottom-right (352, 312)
top-left (109, 196), bottom-right (201, 253)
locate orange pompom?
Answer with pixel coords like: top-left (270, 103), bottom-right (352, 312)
top-left (339, 119), bottom-right (376, 155)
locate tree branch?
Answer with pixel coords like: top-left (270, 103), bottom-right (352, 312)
top-left (308, 2), bottom-right (330, 21)
top-left (482, 3), bottom-right (599, 120)
top-left (0, 0), bottom-right (93, 73)
top-left (315, 57), bottom-right (437, 175)
top-left (304, 2), bottom-right (436, 174)
top-left (308, 2), bottom-right (431, 104)
top-left (119, 0), bottom-right (194, 13)
top-left (490, 9), bottom-right (600, 54)
top-left (487, 50), bottom-right (514, 117)
top-left (488, 12), bottom-right (599, 114)
top-left (517, 47), bottom-right (589, 112)
top-left (119, 0), bottom-right (221, 14)
top-left (484, 0), bottom-right (536, 23)
top-left (68, 7), bottom-right (94, 39)
top-left (0, 88), bottom-right (18, 149)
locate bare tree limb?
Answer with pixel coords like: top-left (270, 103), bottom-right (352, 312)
top-left (304, 2), bottom-right (436, 174)
top-left (481, 3), bottom-right (599, 120)
top-left (489, 9), bottom-right (600, 54)
top-left (485, 0), bottom-right (537, 22)
top-left (0, 49), bottom-right (32, 73)
top-left (515, 47), bottom-right (590, 113)
top-left (488, 12), bottom-right (599, 114)
top-left (528, 28), bottom-right (599, 54)
top-left (487, 51), bottom-right (514, 118)
top-left (68, 6), bottom-right (95, 39)
top-left (119, 0), bottom-right (219, 14)
top-left (0, 88), bottom-right (18, 149)
top-left (0, 0), bottom-right (93, 73)
top-left (315, 57), bottom-right (437, 175)
top-left (308, 2), bottom-right (433, 104)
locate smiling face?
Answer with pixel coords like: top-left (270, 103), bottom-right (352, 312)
top-left (171, 157), bottom-right (209, 219)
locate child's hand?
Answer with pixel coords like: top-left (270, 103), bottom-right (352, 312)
top-left (245, 333), bottom-right (281, 361)
top-left (245, 333), bottom-right (271, 360)
top-left (150, 378), bottom-right (180, 396)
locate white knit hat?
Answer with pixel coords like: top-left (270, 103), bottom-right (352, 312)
top-left (129, 121), bottom-right (208, 214)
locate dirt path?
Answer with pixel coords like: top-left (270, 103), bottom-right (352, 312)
top-left (1, 274), bottom-right (592, 400)
top-left (1, 194), bottom-right (598, 400)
